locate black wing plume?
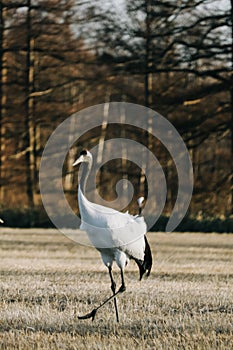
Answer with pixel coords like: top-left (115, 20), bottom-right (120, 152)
top-left (133, 235), bottom-right (152, 280)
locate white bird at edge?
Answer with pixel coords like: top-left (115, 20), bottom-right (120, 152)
top-left (0, 218), bottom-right (4, 224)
top-left (73, 149), bottom-right (152, 322)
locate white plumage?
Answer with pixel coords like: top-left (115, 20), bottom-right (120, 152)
top-left (73, 149), bottom-right (152, 322)
top-left (78, 186), bottom-right (147, 260)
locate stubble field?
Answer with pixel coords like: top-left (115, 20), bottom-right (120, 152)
top-left (0, 228), bottom-right (232, 349)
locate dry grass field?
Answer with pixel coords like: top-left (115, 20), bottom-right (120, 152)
top-left (0, 228), bottom-right (232, 350)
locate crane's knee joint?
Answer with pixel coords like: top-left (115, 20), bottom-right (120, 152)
top-left (119, 284), bottom-right (126, 293)
top-left (111, 281), bottom-right (116, 293)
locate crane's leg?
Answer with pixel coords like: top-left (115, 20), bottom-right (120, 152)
top-left (108, 266), bottom-right (119, 322)
top-left (119, 268), bottom-right (126, 292)
top-left (78, 269), bottom-right (126, 322)
top-left (108, 266), bottom-right (116, 293)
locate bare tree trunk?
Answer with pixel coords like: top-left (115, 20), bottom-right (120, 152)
top-left (144, 0), bottom-right (153, 108)
top-left (25, 0), bottom-right (36, 209)
top-left (96, 96), bottom-right (109, 200)
top-left (120, 101), bottom-right (129, 204)
top-left (139, 0), bottom-right (153, 199)
top-left (64, 117), bottom-right (77, 191)
top-left (0, 3), bottom-right (6, 203)
top-left (231, 90), bottom-right (233, 216)
top-left (230, 0), bottom-right (233, 215)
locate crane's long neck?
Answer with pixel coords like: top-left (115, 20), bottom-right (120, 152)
top-left (79, 161), bottom-right (92, 193)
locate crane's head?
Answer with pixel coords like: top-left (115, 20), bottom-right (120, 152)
top-left (73, 149), bottom-right (92, 166)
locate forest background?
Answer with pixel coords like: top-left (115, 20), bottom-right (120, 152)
top-left (0, 0), bottom-right (232, 231)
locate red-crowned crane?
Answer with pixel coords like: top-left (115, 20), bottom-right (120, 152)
top-left (73, 150), bottom-right (152, 322)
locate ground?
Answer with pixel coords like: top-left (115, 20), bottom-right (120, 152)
top-left (0, 228), bottom-right (232, 349)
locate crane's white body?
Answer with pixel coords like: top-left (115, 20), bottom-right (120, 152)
top-left (78, 186), bottom-right (147, 268)
top-left (73, 150), bottom-right (152, 321)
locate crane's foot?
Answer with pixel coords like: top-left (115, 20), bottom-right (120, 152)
top-left (78, 308), bottom-right (97, 321)
top-left (78, 285), bottom-right (125, 322)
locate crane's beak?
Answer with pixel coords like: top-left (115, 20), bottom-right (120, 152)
top-left (73, 155), bottom-right (84, 166)
top-left (0, 218), bottom-right (4, 224)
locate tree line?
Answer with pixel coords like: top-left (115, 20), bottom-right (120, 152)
top-left (0, 0), bottom-right (232, 227)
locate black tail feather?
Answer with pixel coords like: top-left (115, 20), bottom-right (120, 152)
top-left (144, 235), bottom-right (152, 277)
top-left (133, 235), bottom-right (152, 280)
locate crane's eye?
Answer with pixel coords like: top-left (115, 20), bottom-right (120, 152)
top-left (80, 149), bottom-right (88, 156)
